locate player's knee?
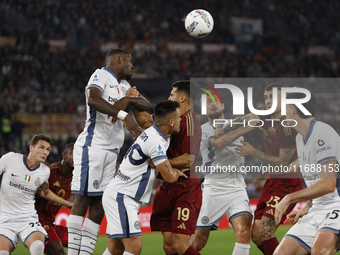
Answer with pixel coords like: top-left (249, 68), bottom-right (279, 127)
top-left (311, 248), bottom-right (330, 255)
top-left (29, 240), bottom-right (44, 255)
top-left (251, 231), bottom-right (261, 246)
top-left (46, 242), bottom-right (66, 255)
top-left (235, 227), bottom-right (251, 244)
top-left (190, 235), bottom-right (207, 251)
top-left (162, 241), bottom-right (174, 254)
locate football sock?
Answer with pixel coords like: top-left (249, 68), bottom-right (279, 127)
top-left (232, 242), bottom-right (250, 255)
top-left (102, 248), bottom-right (112, 255)
top-left (80, 218), bottom-right (101, 255)
top-left (166, 254), bottom-right (177, 255)
top-left (29, 240), bottom-right (44, 255)
top-left (262, 237), bottom-right (279, 255)
top-left (123, 252), bottom-right (135, 255)
top-left (0, 251), bottom-right (10, 255)
top-left (67, 214), bottom-right (83, 255)
top-left (183, 246), bottom-right (201, 255)
top-left (257, 244), bottom-right (265, 254)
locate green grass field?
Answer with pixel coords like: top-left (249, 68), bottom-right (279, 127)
top-left (12, 226), bottom-right (292, 255)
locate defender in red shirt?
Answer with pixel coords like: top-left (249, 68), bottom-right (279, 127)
top-left (132, 80), bottom-right (202, 255)
top-left (35, 143), bottom-right (74, 255)
top-left (236, 84), bottom-right (302, 255)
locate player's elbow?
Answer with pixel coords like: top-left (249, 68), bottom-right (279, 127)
top-left (324, 179), bottom-right (337, 194)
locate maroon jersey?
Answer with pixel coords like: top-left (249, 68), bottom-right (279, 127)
top-left (167, 108), bottom-right (202, 181)
top-left (35, 162), bottom-right (72, 223)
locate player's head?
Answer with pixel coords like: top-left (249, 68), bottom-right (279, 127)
top-left (264, 83), bottom-right (283, 114)
top-left (204, 93), bottom-right (224, 120)
top-left (62, 143), bottom-right (74, 169)
top-left (154, 100), bottom-right (181, 134)
top-left (29, 134), bottom-right (52, 163)
top-left (169, 80), bottom-right (197, 106)
top-left (286, 90), bottom-right (317, 119)
top-left (106, 49), bottom-right (133, 81)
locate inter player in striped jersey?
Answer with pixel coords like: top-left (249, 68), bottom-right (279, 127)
top-left (35, 143), bottom-right (74, 255)
top-left (132, 80), bottom-right (202, 255)
top-left (68, 49), bottom-right (151, 255)
top-left (102, 100), bottom-right (188, 255)
top-left (235, 84), bottom-right (302, 255)
top-left (0, 134), bottom-right (52, 255)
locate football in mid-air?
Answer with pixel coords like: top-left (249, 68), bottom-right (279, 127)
top-left (185, 9), bottom-right (214, 38)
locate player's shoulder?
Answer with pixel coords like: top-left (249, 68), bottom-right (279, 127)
top-left (314, 120), bottom-right (339, 139)
top-left (47, 162), bottom-right (60, 172)
top-left (0, 152), bottom-right (21, 161)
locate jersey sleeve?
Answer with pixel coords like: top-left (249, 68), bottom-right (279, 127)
top-left (0, 152), bottom-right (14, 174)
top-left (87, 69), bottom-right (106, 92)
top-left (148, 138), bottom-right (168, 166)
top-left (314, 125), bottom-right (339, 164)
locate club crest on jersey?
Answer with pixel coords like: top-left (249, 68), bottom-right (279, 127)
top-left (157, 145), bottom-right (164, 155)
top-left (35, 177), bottom-right (41, 187)
top-left (92, 74), bottom-right (99, 82)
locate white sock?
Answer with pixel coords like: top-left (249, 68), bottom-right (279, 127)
top-left (232, 242), bottom-right (250, 255)
top-left (123, 252), bottom-right (135, 255)
top-left (29, 240), bottom-right (44, 255)
top-left (0, 251), bottom-right (10, 255)
top-left (102, 248), bottom-right (112, 255)
top-left (67, 214), bottom-right (84, 255)
top-left (80, 218), bottom-right (100, 255)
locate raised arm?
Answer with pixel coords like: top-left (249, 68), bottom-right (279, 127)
top-left (130, 105), bottom-right (153, 129)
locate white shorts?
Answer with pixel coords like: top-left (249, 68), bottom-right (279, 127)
top-left (0, 215), bottom-right (49, 251)
top-left (72, 145), bottom-right (118, 196)
top-left (102, 188), bottom-right (142, 238)
top-left (196, 185), bottom-right (253, 230)
top-left (285, 206), bottom-right (340, 253)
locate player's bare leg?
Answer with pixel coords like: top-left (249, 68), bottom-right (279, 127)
top-left (104, 238), bottom-right (124, 255)
top-left (172, 233), bottom-right (201, 255)
top-left (25, 232), bottom-right (45, 255)
top-left (251, 220), bottom-right (263, 248)
top-left (311, 230), bottom-right (340, 255)
top-left (258, 216), bottom-right (280, 255)
top-left (46, 240), bottom-right (66, 255)
top-left (273, 236), bottom-right (309, 255)
top-left (0, 236), bottom-right (13, 253)
top-left (121, 236), bottom-right (143, 255)
top-left (162, 232), bottom-right (177, 254)
top-left (190, 229), bottom-right (211, 251)
top-left (230, 214), bottom-right (252, 255)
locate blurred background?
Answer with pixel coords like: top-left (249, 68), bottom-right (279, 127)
top-left (1, 0), bottom-right (340, 198)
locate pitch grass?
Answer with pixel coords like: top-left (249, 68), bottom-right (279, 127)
top-left (13, 225), bottom-right (292, 255)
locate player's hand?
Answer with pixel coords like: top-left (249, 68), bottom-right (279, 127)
top-left (274, 195), bottom-right (290, 225)
top-left (65, 201), bottom-right (73, 209)
top-left (249, 113), bottom-right (261, 125)
top-left (286, 211), bottom-right (301, 225)
top-left (214, 128), bottom-right (225, 138)
top-left (123, 114), bottom-right (142, 139)
top-left (126, 86), bottom-right (139, 98)
top-left (235, 141), bottom-right (255, 157)
top-left (38, 181), bottom-right (49, 197)
top-left (107, 115), bottom-right (119, 124)
top-left (177, 168), bottom-right (189, 179)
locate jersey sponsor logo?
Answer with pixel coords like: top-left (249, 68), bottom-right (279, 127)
top-left (9, 181), bottom-right (35, 194)
top-left (157, 145), bottom-right (164, 155)
top-left (201, 216), bottom-right (209, 225)
top-left (35, 177), bottom-right (41, 187)
top-left (318, 139), bottom-right (325, 146)
top-left (177, 223), bottom-right (186, 229)
top-left (93, 179), bottom-right (100, 189)
top-left (316, 146), bottom-right (331, 154)
top-left (25, 175), bottom-right (31, 182)
top-left (116, 169), bottom-right (131, 181)
top-left (108, 96), bottom-right (118, 103)
top-left (134, 220), bottom-right (140, 230)
top-left (92, 74), bottom-right (99, 82)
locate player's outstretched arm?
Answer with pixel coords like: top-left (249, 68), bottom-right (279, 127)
top-left (210, 125), bottom-right (254, 148)
top-left (168, 153), bottom-right (196, 169)
top-left (236, 141), bottom-right (296, 167)
top-left (156, 159), bottom-right (188, 183)
top-left (38, 186), bottom-right (73, 208)
top-left (130, 105), bottom-right (153, 129)
top-left (275, 161), bottom-right (337, 224)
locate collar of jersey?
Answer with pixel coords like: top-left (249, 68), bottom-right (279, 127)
top-left (153, 122), bottom-right (168, 141)
top-left (23, 154), bottom-right (40, 171)
top-left (102, 67), bottom-right (120, 84)
top-left (304, 118), bottom-right (317, 145)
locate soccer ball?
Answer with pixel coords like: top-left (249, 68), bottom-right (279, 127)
top-left (185, 9), bottom-right (214, 38)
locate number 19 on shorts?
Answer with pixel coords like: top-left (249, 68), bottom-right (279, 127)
top-left (177, 207), bottom-right (190, 221)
